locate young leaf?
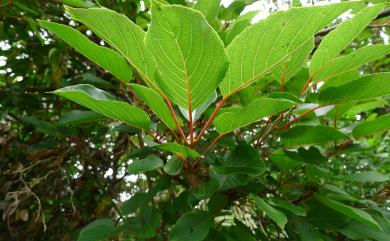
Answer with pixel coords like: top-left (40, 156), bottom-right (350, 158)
top-left (251, 195), bottom-right (288, 229)
top-left (157, 143), bottom-right (200, 158)
top-left (130, 84), bottom-right (178, 130)
top-left (310, 4), bottom-right (385, 76)
top-left (65, 6), bottom-right (158, 89)
top-left (318, 73), bottom-right (390, 105)
top-left (281, 125), bottom-right (348, 146)
top-left (313, 44), bottom-right (390, 83)
top-left (145, 4), bottom-right (228, 109)
top-left (219, 2), bottom-right (357, 96)
top-left (52, 84), bottom-right (151, 130)
top-left (127, 155), bottom-right (163, 174)
top-left (193, 0), bottom-right (221, 22)
top-left (211, 144), bottom-right (266, 176)
top-left (213, 98), bottom-right (296, 134)
top-left (77, 219), bottom-right (116, 241)
top-left (352, 113), bottom-right (390, 138)
top-left (169, 211), bottom-right (214, 241)
top-left (315, 194), bottom-right (382, 230)
top-left (39, 21), bottom-right (132, 82)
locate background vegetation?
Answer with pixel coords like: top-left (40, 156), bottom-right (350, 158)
top-left (1, 0), bottom-right (389, 240)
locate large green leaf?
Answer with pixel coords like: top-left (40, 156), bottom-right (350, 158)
top-left (268, 197), bottom-right (306, 216)
top-left (77, 219), bottom-right (116, 241)
top-left (157, 143), bottom-right (200, 158)
top-left (337, 171), bottom-right (389, 183)
top-left (169, 211), bottom-right (214, 241)
top-left (59, 110), bottom-right (105, 125)
top-left (310, 4), bottom-right (385, 76)
top-left (60, 0), bottom-right (95, 8)
top-left (315, 194), bottom-right (382, 230)
top-left (130, 84), bottom-right (177, 130)
top-left (213, 98), bottom-right (295, 134)
top-left (225, 11), bottom-right (258, 45)
top-left (39, 21), bottom-right (132, 82)
top-left (219, 2), bottom-right (356, 96)
top-left (313, 44), bottom-right (390, 83)
top-left (127, 155), bottom-right (163, 174)
top-left (353, 113), bottom-right (390, 138)
top-left (281, 125), bottom-right (348, 146)
top-left (65, 6), bottom-right (158, 89)
top-left (271, 39), bottom-right (314, 84)
top-left (193, 0), bottom-right (221, 22)
top-left (145, 4), bottom-right (228, 109)
top-left (318, 73), bottom-right (390, 105)
top-left (251, 195), bottom-right (288, 229)
top-left (52, 84), bottom-right (150, 130)
top-left (211, 144), bottom-right (266, 176)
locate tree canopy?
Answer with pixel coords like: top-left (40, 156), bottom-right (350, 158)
top-left (1, 0), bottom-right (390, 241)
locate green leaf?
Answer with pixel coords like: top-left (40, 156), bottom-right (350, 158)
top-left (271, 39), bottom-right (314, 85)
top-left (145, 4), bottom-right (228, 109)
top-left (225, 11), bottom-right (257, 45)
top-left (310, 4), bottom-right (385, 76)
top-left (337, 171), bottom-right (389, 183)
top-left (157, 143), bottom-right (200, 158)
top-left (294, 220), bottom-right (326, 241)
top-left (353, 113), bottom-right (390, 138)
top-left (130, 84), bottom-right (178, 130)
top-left (77, 219), bottom-right (115, 241)
top-left (65, 6), bottom-right (158, 89)
top-left (128, 155), bottom-right (163, 174)
top-left (52, 84), bottom-right (151, 130)
top-left (60, 0), bottom-right (95, 8)
top-left (169, 211), bottom-right (214, 241)
top-left (318, 73), bottom-right (390, 105)
top-left (39, 21), bottom-right (132, 82)
top-left (313, 44), bottom-right (390, 83)
top-left (212, 173), bottom-right (250, 191)
top-left (251, 194), bottom-right (288, 229)
top-left (212, 144), bottom-right (265, 176)
top-left (269, 150), bottom-right (304, 171)
top-left (281, 125), bottom-right (348, 146)
top-left (179, 91), bottom-right (217, 122)
top-left (163, 156), bottom-right (183, 175)
top-left (315, 194), bottom-right (382, 230)
top-left (59, 110), bottom-right (105, 125)
top-left (193, 0), bottom-right (221, 22)
top-left (214, 98), bottom-right (295, 134)
top-left (192, 177), bottom-right (220, 200)
top-left (219, 2), bottom-right (356, 96)
top-left (267, 197), bottom-right (306, 216)
top-left (121, 193), bottom-right (152, 215)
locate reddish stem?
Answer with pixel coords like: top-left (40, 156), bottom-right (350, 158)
top-left (255, 115), bottom-right (273, 147)
top-left (327, 139), bottom-right (353, 158)
top-left (145, 130), bottom-right (163, 144)
top-left (163, 96), bottom-right (189, 145)
top-left (278, 105), bottom-right (323, 130)
top-left (280, 63), bottom-right (286, 92)
top-left (299, 76), bottom-right (313, 97)
top-left (194, 96), bottom-right (230, 144)
top-left (193, 134), bottom-right (225, 168)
